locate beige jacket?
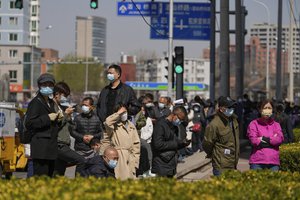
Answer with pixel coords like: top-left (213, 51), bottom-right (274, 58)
top-left (102, 112), bottom-right (140, 180)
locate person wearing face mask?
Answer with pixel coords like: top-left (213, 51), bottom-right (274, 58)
top-left (69, 97), bottom-right (103, 175)
top-left (52, 82), bottom-right (86, 176)
top-left (25, 73), bottom-right (60, 177)
top-left (151, 106), bottom-right (191, 177)
top-left (101, 103), bottom-right (140, 180)
top-left (203, 96), bottom-right (240, 176)
top-left (247, 100), bottom-right (284, 171)
top-left (81, 147), bottom-right (118, 178)
top-left (96, 64), bottom-right (141, 127)
top-left (157, 96), bottom-right (171, 119)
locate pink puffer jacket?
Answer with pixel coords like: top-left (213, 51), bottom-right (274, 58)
top-left (247, 118), bottom-right (284, 165)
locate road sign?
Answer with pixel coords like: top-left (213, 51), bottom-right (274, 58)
top-left (150, 2), bottom-right (210, 40)
top-left (117, 2), bottom-right (158, 16)
top-left (125, 82), bottom-right (207, 91)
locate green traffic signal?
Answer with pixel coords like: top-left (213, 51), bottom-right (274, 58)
top-left (175, 65), bottom-right (183, 74)
top-left (90, 2), bottom-right (97, 8)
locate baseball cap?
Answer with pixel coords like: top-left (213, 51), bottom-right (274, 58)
top-left (218, 96), bottom-right (237, 108)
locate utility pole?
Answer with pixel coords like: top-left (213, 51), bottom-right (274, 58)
top-left (235, 0), bottom-right (243, 98)
top-left (219, 0), bottom-right (230, 97)
top-left (288, 0), bottom-right (294, 102)
top-left (167, 0), bottom-right (174, 98)
top-left (209, 0), bottom-right (216, 101)
top-left (276, 0), bottom-right (283, 101)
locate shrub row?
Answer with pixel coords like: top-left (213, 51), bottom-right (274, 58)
top-left (293, 128), bottom-right (300, 143)
top-left (1, 170), bottom-right (300, 200)
top-left (280, 142), bottom-right (300, 172)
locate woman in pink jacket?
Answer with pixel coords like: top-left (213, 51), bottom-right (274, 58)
top-left (247, 99), bottom-right (284, 171)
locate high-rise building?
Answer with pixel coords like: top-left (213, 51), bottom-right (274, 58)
top-left (75, 16), bottom-right (106, 63)
top-left (250, 23), bottom-right (300, 73)
top-left (0, 0), bottom-right (40, 46)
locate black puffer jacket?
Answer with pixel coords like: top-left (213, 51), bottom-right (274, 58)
top-left (70, 111), bottom-right (102, 151)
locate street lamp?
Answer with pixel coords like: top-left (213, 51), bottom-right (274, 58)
top-left (30, 25), bottom-right (52, 97)
top-left (253, 0), bottom-right (270, 98)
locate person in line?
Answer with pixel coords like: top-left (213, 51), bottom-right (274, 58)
top-left (70, 97), bottom-right (102, 175)
top-left (25, 73), bottom-right (61, 177)
top-left (274, 103), bottom-right (294, 143)
top-left (81, 147), bottom-right (119, 178)
top-left (151, 106), bottom-right (191, 177)
top-left (247, 99), bottom-right (284, 171)
top-left (96, 64), bottom-right (140, 125)
top-left (52, 82), bottom-right (86, 176)
top-left (102, 104), bottom-right (140, 180)
top-left (157, 96), bottom-right (171, 119)
top-left (203, 96), bottom-right (240, 176)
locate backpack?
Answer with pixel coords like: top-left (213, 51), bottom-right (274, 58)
top-left (18, 113), bottom-right (31, 144)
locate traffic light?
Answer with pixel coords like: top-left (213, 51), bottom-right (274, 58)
top-left (174, 46), bottom-right (184, 74)
top-left (90, 0), bottom-right (98, 9)
top-left (164, 56), bottom-right (175, 88)
top-left (174, 46), bottom-right (184, 99)
top-left (15, 0), bottom-right (23, 9)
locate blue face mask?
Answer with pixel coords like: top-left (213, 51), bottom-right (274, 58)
top-left (107, 159), bottom-right (118, 169)
top-left (81, 105), bottom-right (90, 114)
top-left (172, 117), bottom-right (181, 126)
top-left (107, 74), bottom-right (115, 82)
top-left (223, 108), bottom-right (234, 117)
top-left (60, 96), bottom-right (68, 103)
top-left (40, 86), bottom-right (54, 96)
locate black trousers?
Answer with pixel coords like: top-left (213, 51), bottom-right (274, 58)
top-left (54, 144), bottom-right (86, 176)
top-left (32, 159), bottom-right (55, 177)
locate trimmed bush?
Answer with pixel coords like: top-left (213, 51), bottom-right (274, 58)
top-left (280, 143), bottom-right (300, 172)
top-left (1, 171), bottom-right (300, 200)
top-left (293, 128), bottom-right (300, 143)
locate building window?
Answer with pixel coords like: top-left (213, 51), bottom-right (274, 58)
top-left (9, 33), bottom-right (18, 41)
top-left (9, 70), bottom-right (17, 83)
top-left (31, 21), bottom-right (37, 32)
top-left (9, 17), bottom-right (18, 25)
top-left (32, 5), bottom-right (38, 16)
top-left (0, 17), bottom-right (2, 25)
top-left (9, 50), bottom-right (18, 58)
top-left (9, 1), bottom-right (16, 9)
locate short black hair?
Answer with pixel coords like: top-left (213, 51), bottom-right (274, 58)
top-left (173, 105), bottom-right (188, 117)
top-left (54, 81), bottom-right (70, 96)
top-left (113, 103), bottom-right (128, 113)
top-left (145, 93), bottom-right (154, 101)
top-left (89, 138), bottom-right (100, 147)
top-left (108, 64), bottom-right (122, 76)
top-left (82, 97), bottom-right (94, 105)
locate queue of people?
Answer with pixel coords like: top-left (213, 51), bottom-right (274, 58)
top-left (22, 64), bottom-right (299, 179)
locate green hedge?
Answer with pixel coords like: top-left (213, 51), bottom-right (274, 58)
top-left (280, 143), bottom-right (300, 172)
top-left (1, 171), bottom-right (300, 200)
top-left (293, 128), bottom-right (300, 143)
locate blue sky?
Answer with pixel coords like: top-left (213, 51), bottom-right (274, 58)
top-left (39, 0), bottom-right (298, 63)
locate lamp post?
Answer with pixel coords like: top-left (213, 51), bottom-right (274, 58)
top-left (30, 25), bottom-right (52, 97)
top-left (253, 0), bottom-right (270, 98)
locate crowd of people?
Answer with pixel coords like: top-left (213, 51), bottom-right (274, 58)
top-left (21, 64), bottom-right (300, 179)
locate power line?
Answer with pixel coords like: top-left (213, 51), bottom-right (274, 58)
top-left (130, 0), bottom-right (165, 36)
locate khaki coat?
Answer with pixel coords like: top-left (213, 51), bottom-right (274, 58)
top-left (101, 113), bottom-right (140, 180)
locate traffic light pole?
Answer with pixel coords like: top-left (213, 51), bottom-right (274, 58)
top-left (235, 0), bottom-right (243, 98)
top-left (167, 0), bottom-right (174, 98)
top-left (209, 0), bottom-right (216, 102)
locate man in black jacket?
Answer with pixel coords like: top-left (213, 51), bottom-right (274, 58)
top-left (96, 64), bottom-right (140, 125)
top-left (82, 147), bottom-right (118, 178)
top-left (151, 106), bottom-right (191, 177)
top-left (25, 73), bottom-right (61, 177)
top-left (70, 97), bottom-right (102, 175)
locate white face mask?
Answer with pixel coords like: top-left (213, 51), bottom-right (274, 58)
top-left (223, 108), bottom-right (234, 117)
top-left (158, 103), bottom-right (165, 109)
top-left (145, 103), bottom-right (154, 108)
top-left (121, 112), bottom-right (128, 122)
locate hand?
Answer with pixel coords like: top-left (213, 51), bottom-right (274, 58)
top-left (177, 139), bottom-right (191, 149)
top-left (57, 111), bottom-right (64, 120)
top-left (48, 113), bottom-right (58, 121)
top-left (117, 107), bottom-right (127, 115)
top-left (65, 107), bottom-right (74, 115)
top-left (83, 135), bottom-right (94, 143)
